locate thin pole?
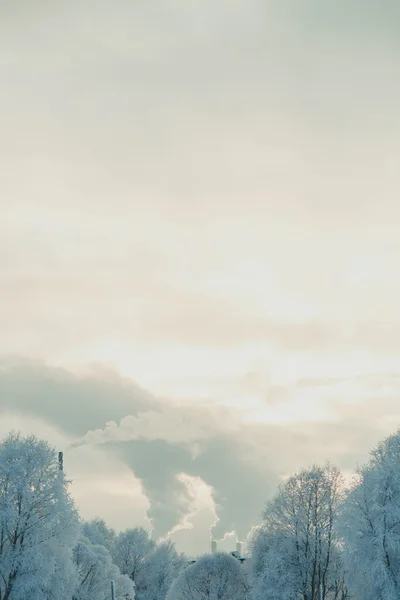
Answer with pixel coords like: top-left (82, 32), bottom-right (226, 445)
top-left (111, 580), bottom-right (115, 600)
top-left (319, 583), bottom-right (323, 600)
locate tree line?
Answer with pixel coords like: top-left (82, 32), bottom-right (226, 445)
top-left (2, 428), bottom-right (400, 600)
top-left (248, 429), bottom-right (400, 600)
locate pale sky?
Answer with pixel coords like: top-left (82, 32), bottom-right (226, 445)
top-left (1, 0), bottom-right (400, 556)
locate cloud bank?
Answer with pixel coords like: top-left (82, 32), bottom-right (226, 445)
top-left (1, 358), bottom-right (399, 550)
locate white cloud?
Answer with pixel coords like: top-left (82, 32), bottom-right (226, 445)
top-left (1, 0), bottom-right (400, 553)
top-left (2, 359), bottom-right (400, 552)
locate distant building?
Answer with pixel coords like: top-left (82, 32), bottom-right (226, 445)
top-left (230, 542), bottom-right (246, 563)
top-left (187, 541), bottom-right (246, 566)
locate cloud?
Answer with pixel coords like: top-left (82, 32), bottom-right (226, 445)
top-left (1, 359), bottom-right (400, 550)
top-left (1, 0), bottom-right (400, 554)
top-left (0, 357), bottom-right (159, 437)
top-left (71, 403), bottom-right (242, 448)
top-left (271, 0), bottom-right (400, 37)
top-left (1, 0), bottom-right (400, 373)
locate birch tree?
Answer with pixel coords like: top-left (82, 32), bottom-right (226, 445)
top-left (249, 464), bottom-right (347, 600)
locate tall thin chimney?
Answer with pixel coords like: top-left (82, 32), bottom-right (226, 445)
top-left (211, 540), bottom-right (217, 554)
top-left (58, 451), bottom-right (64, 472)
top-left (236, 542), bottom-right (242, 557)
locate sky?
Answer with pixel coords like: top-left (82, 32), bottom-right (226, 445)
top-left (1, 0), bottom-right (400, 556)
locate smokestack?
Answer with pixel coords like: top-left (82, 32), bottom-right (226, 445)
top-left (236, 542), bottom-right (242, 557)
top-left (211, 540), bottom-right (217, 554)
top-left (58, 451), bottom-right (63, 472)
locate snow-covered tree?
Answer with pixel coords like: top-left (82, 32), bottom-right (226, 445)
top-left (138, 540), bottom-right (186, 600)
top-left (341, 429), bottom-right (400, 600)
top-left (0, 432), bottom-right (80, 600)
top-left (112, 528), bottom-right (154, 591)
top-left (166, 552), bottom-right (248, 600)
top-left (73, 536), bottom-right (135, 600)
top-left (249, 464), bottom-right (347, 600)
top-left (82, 518), bottom-right (116, 553)
top-left (248, 526), bottom-right (299, 600)
top-left (113, 528), bottom-right (184, 600)
top-left (44, 542), bottom-right (79, 600)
